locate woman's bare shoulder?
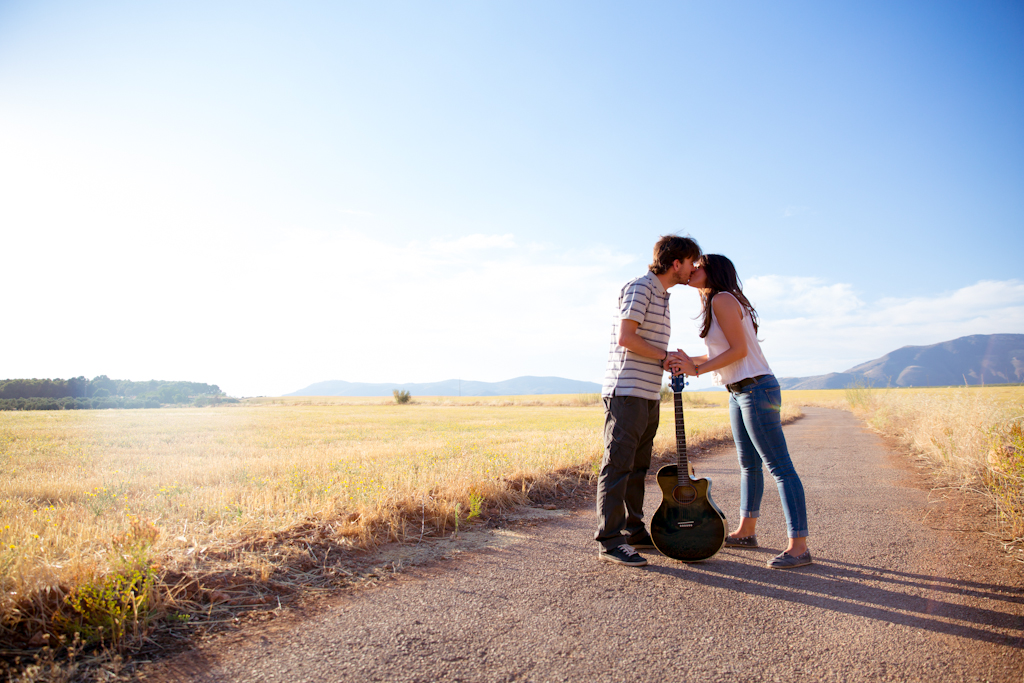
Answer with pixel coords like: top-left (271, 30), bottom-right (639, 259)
top-left (711, 291), bottom-right (741, 307)
top-left (711, 291), bottom-right (744, 319)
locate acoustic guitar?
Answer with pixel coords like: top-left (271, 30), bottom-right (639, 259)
top-left (650, 372), bottom-right (727, 562)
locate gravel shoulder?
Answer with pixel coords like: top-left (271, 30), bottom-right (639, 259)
top-left (141, 407), bottom-right (1024, 683)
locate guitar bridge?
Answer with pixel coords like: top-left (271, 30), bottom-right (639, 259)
top-left (676, 521), bottom-right (694, 528)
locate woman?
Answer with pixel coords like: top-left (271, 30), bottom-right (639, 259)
top-left (671, 254), bottom-right (811, 569)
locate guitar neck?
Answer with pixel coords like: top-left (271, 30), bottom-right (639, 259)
top-left (674, 389), bottom-right (689, 484)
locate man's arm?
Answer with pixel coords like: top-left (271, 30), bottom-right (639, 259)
top-left (618, 319), bottom-right (671, 370)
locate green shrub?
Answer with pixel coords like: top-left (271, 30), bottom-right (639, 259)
top-left (845, 382), bottom-right (876, 410)
top-left (54, 518), bottom-right (161, 649)
top-left (393, 389), bottom-right (411, 404)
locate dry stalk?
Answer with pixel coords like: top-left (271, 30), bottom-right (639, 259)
top-left (846, 385), bottom-right (1024, 553)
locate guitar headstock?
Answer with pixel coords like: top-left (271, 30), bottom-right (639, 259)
top-left (670, 373), bottom-right (688, 393)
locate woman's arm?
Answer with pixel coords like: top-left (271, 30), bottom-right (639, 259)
top-left (667, 349), bottom-right (708, 375)
top-left (691, 293), bottom-right (748, 376)
top-left (671, 348), bottom-right (708, 363)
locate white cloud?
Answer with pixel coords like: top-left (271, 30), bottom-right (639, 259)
top-left (0, 116), bottom-right (639, 396)
top-left (743, 277), bottom-right (1024, 378)
top-left (4, 118), bottom-right (1021, 395)
top-left (746, 275), bottom-right (862, 316)
top-left (782, 205), bottom-right (810, 218)
top-left (1, 219), bottom-right (634, 395)
top-left (410, 233), bottom-right (517, 260)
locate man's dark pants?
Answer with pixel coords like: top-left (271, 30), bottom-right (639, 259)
top-left (595, 395), bottom-right (660, 550)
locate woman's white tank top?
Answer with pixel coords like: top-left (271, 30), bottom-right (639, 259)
top-left (704, 292), bottom-right (773, 387)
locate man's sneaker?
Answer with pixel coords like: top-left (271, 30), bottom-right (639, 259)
top-left (599, 544), bottom-right (648, 567)
top-left (626, 532), bottom-right (656, 550)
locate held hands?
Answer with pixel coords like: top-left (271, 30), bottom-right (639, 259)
top-left (664, 349), bottom-right (697, 376)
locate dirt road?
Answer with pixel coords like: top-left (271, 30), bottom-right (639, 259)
top-left (147, 408), bottom-right (1024, 682)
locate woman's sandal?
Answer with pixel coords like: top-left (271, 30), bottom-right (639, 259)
top-left (724, 533), bottom-right (758, 548)
top-left (767, 550), bottom-right (812, 569)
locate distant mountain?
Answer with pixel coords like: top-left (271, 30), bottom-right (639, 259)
top-left (286, 376), bottom-right (603, 397)
top-left (776, 334), bottom-right (1024, 390)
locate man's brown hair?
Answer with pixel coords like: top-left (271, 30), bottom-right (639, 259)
top-left (649, 235), bottom-right (701, 274)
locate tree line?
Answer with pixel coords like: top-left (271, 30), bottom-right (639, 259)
top-left (0, 376), bottom-right (236, 411)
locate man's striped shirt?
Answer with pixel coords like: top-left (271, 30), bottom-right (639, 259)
top-left (602, 271), bottom-right (670, 401)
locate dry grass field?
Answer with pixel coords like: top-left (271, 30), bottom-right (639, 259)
top-left (5, 384), bottom-right (1018, 660)
top-left (845, 385), bottom-right (1024, 550)
top-left (0, 393), bottom-right (802, 654)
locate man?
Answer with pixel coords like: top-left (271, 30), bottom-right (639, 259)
top-left (596, 235), bottom-right (701, 567)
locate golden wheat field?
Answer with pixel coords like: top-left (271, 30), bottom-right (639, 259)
top-left (2, 392), bottom-right (803, 642)
top-left (2, 385), bottom-right (1019, 650)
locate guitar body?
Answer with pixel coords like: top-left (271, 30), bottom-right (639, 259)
top-left (652, 373), bottom-right (727, 562)
top-left (651, 465), bottom-right (727, 562)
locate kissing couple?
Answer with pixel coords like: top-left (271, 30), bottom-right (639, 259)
top-left (596, 235), bottom-right (811, 570)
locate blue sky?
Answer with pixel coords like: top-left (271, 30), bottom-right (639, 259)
top-left (2, 1), bottom-right (1022, 396)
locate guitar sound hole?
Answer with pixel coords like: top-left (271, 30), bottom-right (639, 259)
top-left (672, 485), bottom-right (697, 505)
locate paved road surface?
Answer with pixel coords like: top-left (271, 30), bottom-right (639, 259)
top-left (148, 408), bottom-right (1024, 682)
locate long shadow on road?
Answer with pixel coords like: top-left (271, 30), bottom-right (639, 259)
top-left (645, 552), bottom-right (1024, 646)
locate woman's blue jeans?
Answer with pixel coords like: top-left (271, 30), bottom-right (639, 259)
top-left (728, 375), bottom-right (808, 539)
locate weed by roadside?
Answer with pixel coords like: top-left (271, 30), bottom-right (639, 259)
top-left (572, 393), bottom-right (600, 407)
top-left (846, 385), bottom-right (1024, 556)
top-left (987, 418), bottom-right (1024, 545)
top-left (659, 386), bottom-right (724, 408)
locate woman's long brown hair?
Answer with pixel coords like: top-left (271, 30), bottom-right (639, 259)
top-left (697, 254), bottom-right (759, 339)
